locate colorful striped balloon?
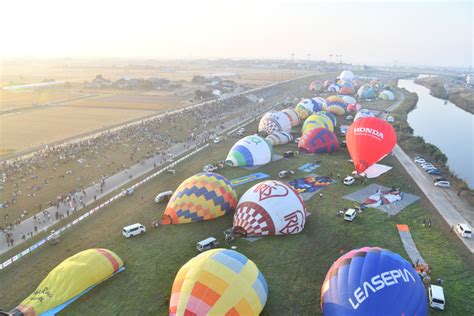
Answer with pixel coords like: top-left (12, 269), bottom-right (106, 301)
top-left (302, 114), bottom-right (334, 134)
top-left (170, 249), bottom-right (268, 316)
top-left (162, 172), bottom-right (237, 224)
top-left (324, 96), bottom-right (347, 115)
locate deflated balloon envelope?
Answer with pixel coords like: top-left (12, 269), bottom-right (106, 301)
top-left (11, 248), bottom-right (124, 316)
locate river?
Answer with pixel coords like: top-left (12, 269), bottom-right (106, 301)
top-left (398, 79), bottom-right (474, 188)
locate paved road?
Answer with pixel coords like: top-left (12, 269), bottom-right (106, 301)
top-left (382, 90), bottom-right (474, 254)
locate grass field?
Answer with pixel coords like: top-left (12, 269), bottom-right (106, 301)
top-left (1, 119), bottom-right (473, 315)
top-left (0, 107), bottom-right (155, 152)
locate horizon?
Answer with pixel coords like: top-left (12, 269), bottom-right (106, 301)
top-left (1, 0), bottom-right (472, 68)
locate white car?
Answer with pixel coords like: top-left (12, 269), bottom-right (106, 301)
top-left (203, 164), bottom-right (218, 172)
top-left (434, 180), bottom-right (450, 188)
top-left (386, 116), bottom-right (394, 122)
top-left (213, 137), bottom-right (222, 144)
top-left (343, 176), bottom-right (355, 185)
top-left (155, 190), bottom-right (173, 203)
top-left (238, 127), bottom-right (245, 133)
top-left (345, 115), bottom-right (353, 120)
top-left (122, 223), bottom-right (146, 238)
top-left (428, 285), bottom-right (445, 310)
top-left (414, 157), bottom-right (426, 164)
top-left (344, 209), bottom-right (357, 222)
top-left (421, 164), bottom-right (435, 170)
top-left (455, 223), bottom-right (472, 238)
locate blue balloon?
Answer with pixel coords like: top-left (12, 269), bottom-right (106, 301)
top-left (321, 247), bottom-right (428, 316)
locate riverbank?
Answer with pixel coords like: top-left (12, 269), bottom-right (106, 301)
top-left (391, 87), bottom-right (473, 207)
top-left (414, 76), bottom-right (474, 114)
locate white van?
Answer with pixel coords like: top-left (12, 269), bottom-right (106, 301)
top-left (155, 191), bottom-right (173, 203)
top-left (344, 209), bottom-right (357, 222)
top-left (456, 223), bottom-right (472, 238)
top-left (122, 223), bottom-right (146, 238)
top-left (196, 237), bottom-right (219, 252)
top-left (213, 137), bottom-right (222, 144)
top-left (428, 285), bottom-right (445, 310)
top-left (434, 180), bottom-right (450, 188)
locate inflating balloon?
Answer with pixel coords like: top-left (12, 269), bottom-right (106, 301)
top-left (299, 128), bottom-right (339, 154)
top-left (258, 112), bottom-right (292, 135)
top-left (162, 172), bottom-right (237, 224)
top-left (266, 131), bottom-right (293, 146)
top-left (226, 135), bottom-right (273, 167)
top-left (170, 249), bottom-right (268, 315)
top-left (346, 117), bottom-right (396, 173)
top-left (321, 247), bottom-right (427, 316)
top-left (233, 180), bottom-right (306, 236)
top-left (324, 96), bottom-right (347, 115)
top-left (302, 114), bottom-right (334, 134)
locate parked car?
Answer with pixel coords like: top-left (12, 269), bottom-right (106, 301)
top-left (203, 164), bottom-right (218, 172)
top-left (122, 188), bottom-right (134, 196)
top-left (428, 285), bottom-right (445, 310)
top-left (237, 127), bottom-right (245, 133)
top-left (346, 115), bottom-right (353, 120)
top-left (414, 157), bottom-right (426, 164)
top-left (426, 169), bottom-right (442, 175)
top-left (386, 116), bottom-right (395, 122)
top-left (434, 177), bottom-right (448, 182)
top-left (122, 223), bottom-right (146, 238)
top-left (421, 165), bottom-right (436, 170)
top-left (279, 170), bottom-right (295, 179)
top-left (196, 237), bottom-right (219, 252)
top-left (434, 180), bottom-right (450, 188)
top-left (236, 131), bottom-right (244, 137)
top-left (294, 137), bottom-right (301, 144)
top-left (343, 176), bottom-right (355, 186)
top-left (344, 209), bottom-right (357, 222)
top-left (283, 151), bottom-right (295, 158)
top-left (155, 190), bottom-right (173, 203)
top-left (213, 137), bottom-right (222, 144)
top-left (455, 223), bottom-right (472, 238)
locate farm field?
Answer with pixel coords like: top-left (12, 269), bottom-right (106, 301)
top-left (1, 120), bottom-right (473, 315)
top-left (0, 107), bottom-right (155, 153)
top-left (0, 90), bottom-right (82, 110)
top-left (68, 93), bottom-right (187, 111)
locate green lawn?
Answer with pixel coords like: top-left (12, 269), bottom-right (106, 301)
top-left (1, 118), bottom-right (473, 316)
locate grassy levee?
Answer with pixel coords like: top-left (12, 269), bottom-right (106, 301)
top-left (1, 119), bottom-right (473, 315)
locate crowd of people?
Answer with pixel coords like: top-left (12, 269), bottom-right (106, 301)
top-left (0, 77), bottom-right (309, 238)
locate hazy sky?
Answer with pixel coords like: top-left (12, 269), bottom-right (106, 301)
top-left (1, 0), bottom-right (472, 67)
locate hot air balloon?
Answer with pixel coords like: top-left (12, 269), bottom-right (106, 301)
top-left (11, 249), bottom-right (124, 316)
top-left (302, 114), bottom-right (334, 134)
top-left (357, 84), bottom-right (375, 100)
top-left (309, 80), bottom-right (323, 93)
top-left (316, 111), bottom-right (337, 128)
top-left (346, 103), bottom-right (361, 113)
top-left (346, 117), bottom-right (397, 173)
top-left (226, 135), bottom-right (273, 167)
top-left (295, 99), bottom-right (316, 120)
top-left (233, 180), bottom-right (306, 236)
top-left (354, 109), bottom-right (375, 121)
top-left (342, 96), bottom-right (356, 105)
top-left (339, 70), bottom-right (354, 82)
top-left (162, 172), bottom-right (237, 224)
top-left (170, 249), bottom-right (268, 316)
top-left (310, 98), bottom-right (324, 112)
top-left (282, 108), bottom-right (301, 126)
top-left (339, 81), bottom-right (355, 95)
top-left (324, 96), bottom-right (347, 115)
top-left (298, 128), bottom-right (339, 153)
top-left (265, 131), bottom-right (293, 146)
top-left (327, 83), bottom-right (340, 93)
top-left (258, 111), bottom-right (291, 135)
top-left (321, 247), bottom-right (428, 316)
top-left (324, 80), bottom-right (334, 89)
top-left (312, 97), bottom-right (327, 109)
top-left (379, 90), bottom-right (395, 101)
